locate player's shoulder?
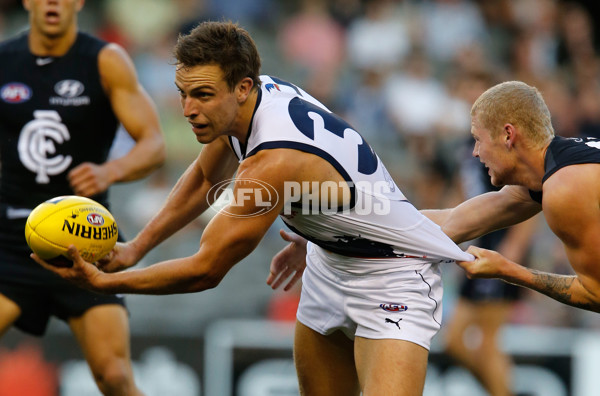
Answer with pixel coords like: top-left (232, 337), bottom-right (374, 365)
top-left (70, 31), bottom-right (109, 58)
top-left (0, 30), bottom-right (28, 55)
top-left (543, 163), bottom-right (600, 208)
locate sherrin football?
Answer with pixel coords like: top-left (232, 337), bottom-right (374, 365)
top-left (25, 195), bottom-right (118, 262)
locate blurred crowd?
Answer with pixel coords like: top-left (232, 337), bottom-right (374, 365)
top-left (2, 0), bottom-right (600, 332)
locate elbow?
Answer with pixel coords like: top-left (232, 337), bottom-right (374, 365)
top-left (441, 224), bottom-right (469, 245)
top-left (150, 137), bottom-right (167, 168)
top-left (189, 270), bottom-right (224, 292)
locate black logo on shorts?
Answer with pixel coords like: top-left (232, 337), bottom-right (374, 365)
top-left (385, 317), bottom-right (402, 330)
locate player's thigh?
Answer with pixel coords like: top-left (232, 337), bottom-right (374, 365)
top-left (294, 321), bottom-right (360, 396)
top-left (68, 304), bottom-right (133, 371)
top-left (354, 337), bottom-right (428, 396)
top-left (0, 293), bottom-right (21, 336)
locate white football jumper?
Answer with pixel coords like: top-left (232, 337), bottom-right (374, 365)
top-left (229, 75), bottom-right (474, 349)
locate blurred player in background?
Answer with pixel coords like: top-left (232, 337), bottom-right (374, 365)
top-left (35, 21), bottom-right (474, 396)
top-left (0, 0), bottom-right (165, 395)
top-left (444, 156), bottom-right (538, 396)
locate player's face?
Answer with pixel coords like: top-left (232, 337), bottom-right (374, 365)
top-left (24, 0), bottom-right (83, 38)
top-left (175, 64), bottom-right (242, 144)
top-left (471, 115), bottom-right (513, 186)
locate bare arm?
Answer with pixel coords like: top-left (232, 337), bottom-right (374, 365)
top-left (32, 149), bottom-right (305, 294)
top-left (97, 136), bottom-right (238, 272)
top-left (422, 185), bottom-right (541, 244)
top-left (125, 136), bottom-right (239, 263)
top-left (458, 165), bottom-right (600, 312)
top-left (67, 43), bottom-right (166, 196)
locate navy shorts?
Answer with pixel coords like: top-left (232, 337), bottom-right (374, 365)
top-left (459, 277), bottom-right (521, 302)
top-left (0, 216), bottom-right (125, 336)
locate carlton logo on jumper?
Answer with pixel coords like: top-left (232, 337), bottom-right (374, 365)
top-left (50, 79), bottom-right (90, 106)
top-left (18, 110), bottom-right (73, 183)
top-left (380, 303), bottom-right (408, 312)
top-left (1, 82), bottom-right (31, 103)
top-left (62, 220), bottom-right (117, 240)
top-left (207, 178), bottom-right (279, 218)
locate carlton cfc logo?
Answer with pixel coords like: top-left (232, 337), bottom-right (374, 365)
top-left (87, 213), bottom-right (105, 226)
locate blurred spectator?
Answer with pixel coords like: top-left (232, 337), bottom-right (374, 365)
top-left (508, 0), bottom-right (559, 83)
top-left (327, 0), bottom-right (363, 28)
top-left (104, 0), bottom-right (180, 52)
top-left (576, 86), bottom-right (600, 138)
top-left (538, 76), bottom-right (579, 137)
top-left (345, 0), bottom-right (415, 74)
top-left (416, 0), bottom-right (488, 66)
top-left (277, 0), bottom-right (346, 105)
top-left (338, 68), bottom-right (400, 174)
top-left (204, 0), bottom-right (278, 28)
top-left (383, 48), bottom-right (449, 206)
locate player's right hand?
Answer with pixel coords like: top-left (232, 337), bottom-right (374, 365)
top-left (267, 229), bottom-right (308, 291)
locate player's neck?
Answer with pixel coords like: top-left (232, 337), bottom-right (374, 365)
top-left (28, 25), bottom-right (78, 57)
top-left (516, 145), bottom-right (548, 191)
top-left (232, 88), bottom-right (259, 144)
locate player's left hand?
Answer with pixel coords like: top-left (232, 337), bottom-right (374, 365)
top-left (68, 162), bottom-right (112, 197)
top-left (267, 229), bottom-right (307, 291)
top-left (456, 245), bottom-right (508, 279)
top-left (31, 245), bottom-right (103, 291)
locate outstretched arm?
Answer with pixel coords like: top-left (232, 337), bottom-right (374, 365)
top-left (99, 136), bottom-right (238, 272)
top-left (32, 148), bottom-right (312, 295)
top-left (422, 185), bottom-right (541, 244)
top-left (458, 246), bottom-right (600, 312)
top-left (458, 165), bottom-right (600, 312)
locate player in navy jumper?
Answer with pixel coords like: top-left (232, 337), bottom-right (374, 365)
top-left (0, 0), bottom-right (165, 395)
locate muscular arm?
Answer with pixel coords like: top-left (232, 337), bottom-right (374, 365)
top-left (536, 165), bottom-right (600, 311)
top-left (422, 185), bottom-right (541, 244)
top-left (459, 165), bottom-right (600, 312)
top-left (127, 136), bottom-right (239, 263)
top-left (35, 148), bottom-right (315, 294)
top-left (68, 43), bottom-right (166, 196)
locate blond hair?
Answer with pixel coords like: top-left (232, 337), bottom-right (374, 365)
top-left (471, 81), bottom-right (554, 147)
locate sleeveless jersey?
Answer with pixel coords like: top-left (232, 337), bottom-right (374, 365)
top-left (529, 136), bottom-right (600, 203)
top-left (229, 76), bottom-right (472, 269)
top-left (0, 31), bottom-right (118, 210)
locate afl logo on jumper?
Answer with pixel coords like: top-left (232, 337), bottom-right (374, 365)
top-left (50, 80), bottom-right (90, 106)
top-left (18, 110), bottom-right (72, 183)
top-left (1, 82), bottom-right (32, 103)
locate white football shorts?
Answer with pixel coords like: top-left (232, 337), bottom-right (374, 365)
top-left (297, 243), bottom-right (445, 350)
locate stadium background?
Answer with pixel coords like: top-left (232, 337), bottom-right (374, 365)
top-left (1, 0), bottom-right (600, 395)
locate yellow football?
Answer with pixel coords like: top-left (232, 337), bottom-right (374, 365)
top-left (25, 195), bottom-right (118, 262)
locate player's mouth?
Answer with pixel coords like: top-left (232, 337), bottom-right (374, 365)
top-left (45, 10), bottom-right (60, 24)
top-left (190, 122), bottom-right (208, 133)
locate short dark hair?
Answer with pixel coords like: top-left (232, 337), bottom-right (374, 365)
top-left (174, 21), bottom-right (262, 91)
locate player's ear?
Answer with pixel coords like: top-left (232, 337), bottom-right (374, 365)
top-left (504, 123), bottom-right (517, 148)
top-left (22, 0), bottom-right (31, 12)
top-left (236, 77), bottom-right (254, 103)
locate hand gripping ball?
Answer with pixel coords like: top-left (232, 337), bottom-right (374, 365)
top-left (25, 195), bottom-right (118, 263)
